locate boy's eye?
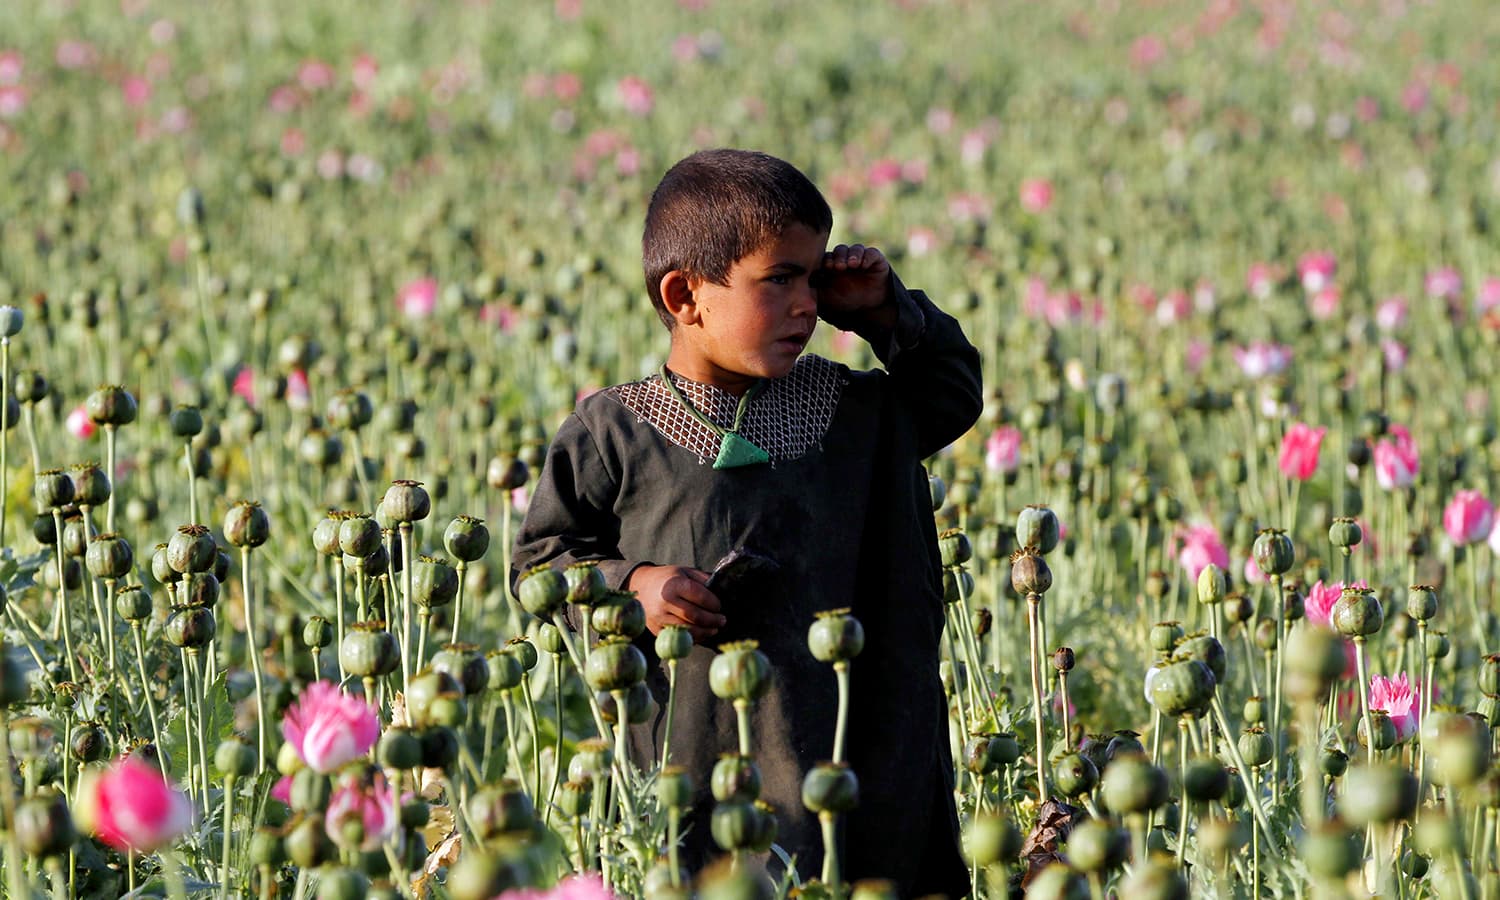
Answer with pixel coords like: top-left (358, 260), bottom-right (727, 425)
top-left (767, 274), bottom-right (790, 285)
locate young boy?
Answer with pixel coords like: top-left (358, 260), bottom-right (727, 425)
top-left (513, 149), bottom-right (980, 894)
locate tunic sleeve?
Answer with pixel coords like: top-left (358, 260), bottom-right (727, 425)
top-left (822, 272), bottom-right (984, 457)
top-left (509, 411), bottom-right (651, 605)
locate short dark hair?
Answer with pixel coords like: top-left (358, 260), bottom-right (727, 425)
top-left (643, 149), bottom-right (833, 327)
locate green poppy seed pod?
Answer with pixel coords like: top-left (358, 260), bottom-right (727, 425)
top-left (167, 524), bottom-right (216, 574)
top-left (0, 305), bottom-right (22, 337)
top-left (42, 556), bottom-right (83, 592)
top-left (1428, 631), bottom-right (1451, 660)
top-left (535, 622), bottom-right (566, 655)
top-left (1196, 564), bottom-right (1226, 606)
top-left (1223, 593), bottom-right (1254, 627)
top-left (1328, 517), bottom-right (1362, 550)
top-left (808, 609), bottom-right (864, 663)
top-left (443, 515), bottom-right (490, 563)
top-left (1065, 818), bottom-right (1128, 874)
top-left (70, 721), bottom-right (107, 763)
top-left (285, 814), bottom-right (335, 868)
top-left (1320, 747), bottom-right (1349, 779)
top-left (941, 568), bottom-right (974, 604)
top-left (1357, 709), bottom-right (1399, 752)
top-left (1408, 585), bottom-right (1438, 622)
top-left (14, 369), bottom-right (47, 404)
top-left (61, 516), bottom-right (88, 558)
top-left (1154, 492), bottom-right (1183, 523)
top-left (1414, 810), bottom-right (1461, 860)
top-left (1149, 621), bottom-right (1184, 654)
top-left (164, 605), bottom-right (216, 648)
top-left (927, 474), bottom-right (946, 512)
top-left (1053, 646), bottom-right (1075, 673)
top-left (1301, 821), bottom-right (1361, 880)
top-left (86, 385), bottom-right (137, 427)
top-left (1243, 695), bottom-right (1265, 725)
top-left (85, 533), bottom-right (133, 580)
top-left (312, 513), bottom-right (343, 557)
top-left (557, 781), bottom-right (592, 820)
top-left (656, 624), bottom-right (694, 662)
top-left (1251, 529), bottom-right (1296, 576)
top-left (1009, 548), bottom-right (1052, 596)
top-left (326, 390), bottom-right (374, 432)
top-left (445, 851), bottom-right (524, 900)
top-left (518, 565), bottom-right (568, 619)
top-left (1283, 586), bottom-right (1305, 622)
top-left (215, 736), bottom-right (258, 778)
top-left (1429, 714), bottom-right (1492, 789)
top-left (1219, 770), bottom-right (1246, 809)
top-left (1176, 634), bottom-right (1227, 684)
top-left (407, 670), bottom-right (462, 725)
top-left (1025, 863), bottom-right (1087, 900)
top-left (802, 762), bottom-right (859, 814)
top-left (1252, 617), bottom-right (1278, 651)
top-left (381, 480), bottom-right (430, 524)
top-left (400, 798), bottom-right (430, 830)
top-left (1284, 627), bottom-right (1347, 701)
top-left (428, 644), bottom-right (490, 695)
top-left (711, 800), bottom-right (760, 852)
top-left (32, 512), bottom-right (57, 546)
top-left (1338, 759), bottom-right (1416, 822)
top-left (1237, 727), bottom-right (1273, 768)
top-left (1016, 506), bottom-right (1060, 554)
top-left (1183, 755), bottom-right (1229, 803)
top-left (302, 616), bottom-right (334, 650)
top-left (248, 827), bottom-right (285, 868)
top-left (169, 405), bottom-right (203, 438)
top-left (466, 781), bottom-right (535, 840)
top-left (572, 738), bottom-right (613, 783)
top-left (564, 562), bottom-right (607, 607)
top-left (1477, 695), bottom-right (1500, 728)
top-left (69, 464), bottom-right (110, 508)
top-left (412, 556), bottom-right (459, 610)
top-left (338, 515), bottom-right (381, 558)
top-left (1118, 860), bottom-right (1188, 900)
top-left (585, 637), bottom-right (646, 692)
top-left (963, 812), bottom-right (1022, 868)
top-left (657, 766), bottom-right (694, 809)
top-left (504, 637), bottom-right (538, 672)
top-left (709, 641), bottom-right (773, 702)
top-left (151, 544), bottom-right (178, 585)
top-left (299, 430), bottom-right (342, 469)
top-left (1150, 659), bottom-right (1216, 717)
top-left (223, 500), bottom-right (270, 548)
top-left (485, 651), bottom-right (524, 692)
top-left (938, 529), bottom-right (972, 568)
top-left (486, 455), bottom-right (530, 491)
top-left (1481, 655), bottom-right (1500, 697)
top-left (115, 584), bottom-right (152, 623)
top-left (1052, 752), bottom-right (1098, 799)
top-left (315, 867), bottom-right (369, 900)
top-left (591, 591), bottom-right (647, 638)
top-left (1101, 754), bottom-right (1169, 815)
top-left (711, 754), bottom-right (762, 803)
top-left (375, 727), bottom-right (423, 771)
top-left (1331, 587), bottom-right (1384, 637)
top-left (178, 571), bottom-right (220, 608)
top-left (14, 790), bottom-right (76, 859)
top-left (34, 468), bottom-right (74, 510)
top-left (419, 725), bottom-right (459, 769)
top-left (341, 623), bottom-right (400, 677)
top-left (598, 682), bottom-right (654, 725)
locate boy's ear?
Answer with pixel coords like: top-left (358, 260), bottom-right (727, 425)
top-left (659, 270), bottom-right (701, 326)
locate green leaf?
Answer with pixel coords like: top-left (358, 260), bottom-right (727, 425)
top-left (159, 666), bottom-right (237, 783)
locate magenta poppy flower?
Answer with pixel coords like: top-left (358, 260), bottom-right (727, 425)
top-left (1444, 490), bottom-right (1494, 546)
top-left (1476, 277), bottom-right (1500, 316)
top-left (1019, 178), bottom-right (1054, 213)
top-left (67, 404), bottom-right (96, 440)
top-left (616, 76), bottom-right (654, 116)
top-left (500, 872), bottom-right (617, 900)
top-left (1375, 296), bottom-right (1408, 332)
top-left (1369, 673), bottom-right (1420, 743)
top-left (326, 772), bottom-right (396, 852)
top-left (1425, 267), bottom-right (1463, 301)
top-left (282, 680), bottom-right (379, 773)
top-left (1372, 425), bottom-right (1419, 491)
top-left (985, 426), bottom-right (1022, 474)
top-left (1246, 262), bottom-right (1278, 299)
top-left (397, 278), bottom-right (438, 319)
top-left (1297, 251), bottom-right (1337, 292)
top-left (76, 757), bottom-right (193, 853)
top-left (1232, 342), bottom-right (1292, 379)
top-left (1176, 523), bottom-right (1229, 580)
top-left (1278, 423), bottom-right (1326, 481)
top-left (1305, 579), bottom-right (1367, 628)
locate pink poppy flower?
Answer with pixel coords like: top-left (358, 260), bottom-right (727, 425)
top-left (1375, 296), bottom-right (1408, 332)
top-left (232, 368), bottom-right (258, 405)
top-left (1372, 425), bottom-right (1418, 491)
top-left (1305, 579), bottom-right (1367, 627)
top-left (1185, 339), bottom-right (1210, 373)
top-left (867, 159), bottom-right (902, 189)
top-left (501, 873), bottom-right (617, 900)
top-left (985, 426), bottom-right (1022, 474)
top-left (1381, 339), bottom-right (1407, 372)
top-left (1243, 556), bottom-right (1267, 586)
top-left (326, 772), bottom-right (397, 852)
top-left (906, 228), bottom-right (937, 258)
top-left (1426, 267), bottom-right (1463, 301)
top-left (1232, 342), bottom-right (1292, 379)
top-left (0, 85), bottom-right (25, 119)
top-left (616, 76), bottom-right (654, 116)
top-left (1155, 291), bottom-right (1191, 326)
top-left (1309, 285), bottom-right (1340, 320)
top-left (1443, 490), bottom-right (1494, 547)
top-left (397, 278), bottom-right (438, 319)
top-left (1477, 278), bottom-right (1500, 315)
top-left (67, 404), bottom-right (97, 440)
top-left (1246, 262), bottom-right (1278, 300)
top-left (1278, 423), bottom-right (1326, 481)
top-left (1176, 523), bottom-right (1229, 580)
top-left (55, 40), bottom-right (98, 70)
top-left (1131, 35), bottom-right (1165, 68)
top-left (1298, 251), bottom-right (1337, 292)
top-left (121, 75), bottom-right (152, 108)
top-left (76, 757), bottom-right (193, 853)
top-left (285, 368), bottom-right (311, 411)
top-left (1193, 281), bottom-right (1217, 314)
top-left (0, 51), bottom-right (21, 85)
top-left (1368, 673), bottom-right (1420, 743)
top-left (271, 775), bottom-right (293, 806)
top-left (298, 60), bottom-right (337, 92)
top-left (351, 53), bottom-right (379, 91)
top-left (1019, 178), bottom-right (1054, 213)
top-left (282, 680), bottom-right (379, 773)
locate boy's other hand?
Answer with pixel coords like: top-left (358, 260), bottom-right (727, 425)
top-left (628, 564), bottom-right (726, 642)
top-left (817, 244), bottom-right (896, 330)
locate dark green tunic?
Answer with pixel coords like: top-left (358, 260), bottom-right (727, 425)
top-left (512, 280), bottom-right (981, 895)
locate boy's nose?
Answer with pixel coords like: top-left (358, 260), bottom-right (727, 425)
top-left (792, 282), bottom-right (818, 317)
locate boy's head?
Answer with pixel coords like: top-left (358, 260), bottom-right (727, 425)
top-left (643, 149), bottom-right (833, 328)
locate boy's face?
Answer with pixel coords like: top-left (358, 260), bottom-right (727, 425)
top-left (667, 223), bottom-right (829, 394)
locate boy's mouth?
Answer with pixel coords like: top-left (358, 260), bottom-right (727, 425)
top-left (774, 330), bottom-right (812, 351)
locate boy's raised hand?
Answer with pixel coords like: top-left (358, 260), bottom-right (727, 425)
top-left (817, 244), bottom-right (897, 329)
top-left (628, 564), bottom-right (726, 642)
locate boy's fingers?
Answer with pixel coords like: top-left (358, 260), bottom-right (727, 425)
top-left (675, 578), bottom-right (723, 613)
top-left (678, 567), bottom-right (713, 585)
top-left (664, 597), bottom-right (726, 629)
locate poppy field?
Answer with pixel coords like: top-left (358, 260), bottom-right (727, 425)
top-left (1, 0), bottom-right (1500, 897)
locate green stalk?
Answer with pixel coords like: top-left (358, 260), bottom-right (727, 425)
top-left (545, 655), bottom-right (565, 826)
top-left (184, 440), bottom-right (198, 526)
top-left (833, 661), bottom-right (850, 765)
top-left (1354, 637), bottom-right (1374, 765)
top-left (220, 775), bottom-right (236, 900)
top-left (1026, 591), bottom-right (1049, 804)
top-left (133, 624), bottom-right (165, 752)
top-left (520, 671), bottom-right (542, 802)
top-left (105, 423), bottom-right (118, 533)
top-left (501, 690), bottom-right (526, 786)
top-left (450, 560), bottom-right (467, 645)
top-left (734, 698), bottom-right (753, 757)
top-left (0, 335), bottom-right (10, 547)
top-left (820, 812), bottom-right (842, 897)
top-left (399, 522), bottom-right (414, 699)
top-left (52, 509), bottom-right (79, 681)
top-left (1176, 717), bottom-right (1190, 868)
top-left (334, 556), bottom-right (348, 683)
top-left (0, 711), bottom-right (29, 900)
top-left (242, 547), bottom-right (268, 772)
